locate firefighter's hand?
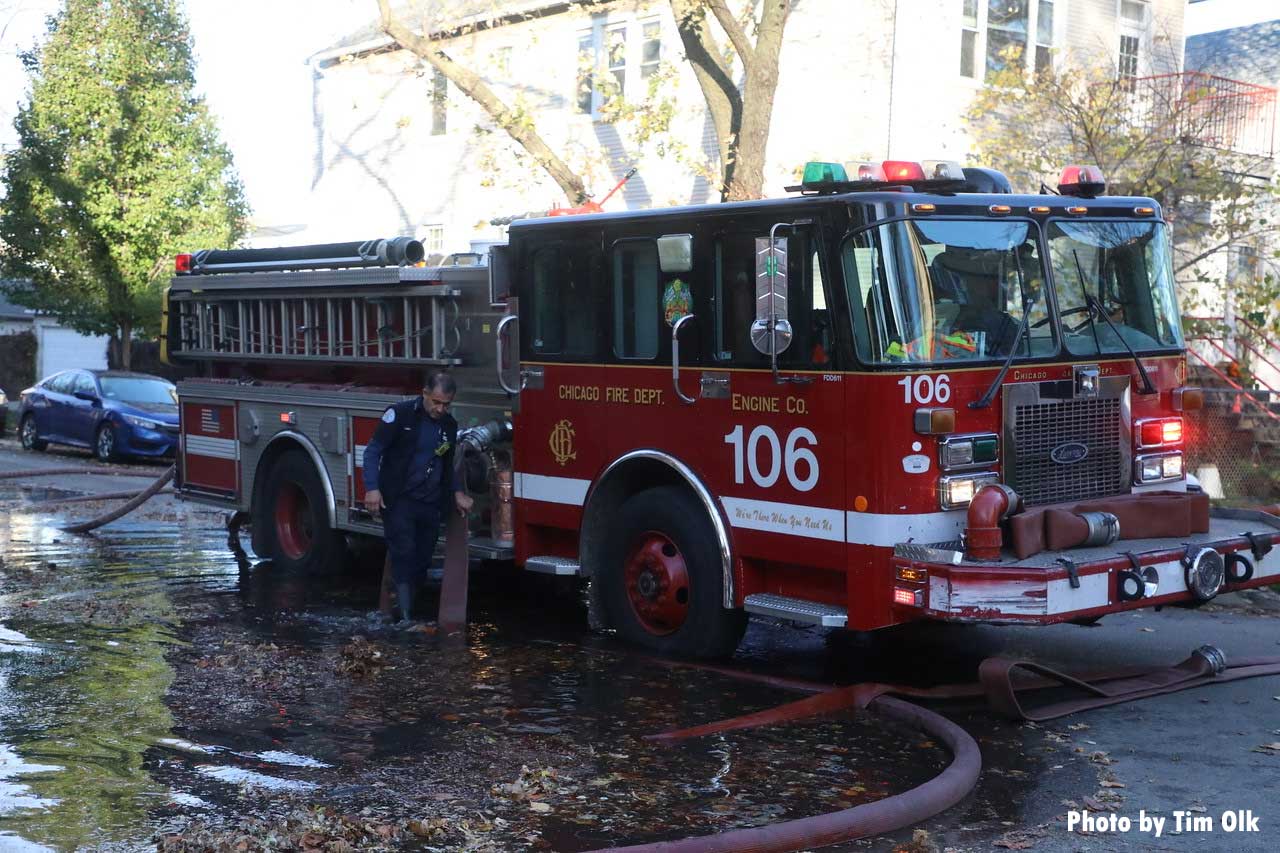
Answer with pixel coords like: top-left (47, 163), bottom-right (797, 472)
top-left (364, 489), bottom-right (385, 514)
top-left (454, 491), bottom-right (474, 517)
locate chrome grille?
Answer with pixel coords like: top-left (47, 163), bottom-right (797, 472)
top-left (1004, 376), bottom-right (1130, 507)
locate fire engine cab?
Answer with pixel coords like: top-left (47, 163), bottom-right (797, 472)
top-left (164, 159), bottom-right (1280, 658)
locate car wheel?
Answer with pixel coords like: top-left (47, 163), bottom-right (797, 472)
top-left (95, 424), bottom-right (119, 462)
top-left (19, 415), bottom-right (47, 452)
top-left (255, 450), bottom-right (347, 573)
top-left (599, 486), bottom-right (746, 659)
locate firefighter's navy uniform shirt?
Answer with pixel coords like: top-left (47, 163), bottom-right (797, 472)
top-left (362, 399), bottom-right (457, 585)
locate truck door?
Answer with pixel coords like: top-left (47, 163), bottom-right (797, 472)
top-left (509, 232), bottom-right (608, 563)
top-left (603, 219), bottom-right (848, 603)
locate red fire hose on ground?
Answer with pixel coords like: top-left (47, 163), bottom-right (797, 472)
top-left (588, 646), bottom-right (1280, 853)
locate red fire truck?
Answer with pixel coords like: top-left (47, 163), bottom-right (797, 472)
top-left (165, 160), bottom-right (1280, 658)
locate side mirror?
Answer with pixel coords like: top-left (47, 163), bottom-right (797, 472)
top-left (750, 235), bottom-right (793, 356)
top-left (73, 390), bottom-right (99, 403)
top-left (656, 234), bottom-right (693, 273)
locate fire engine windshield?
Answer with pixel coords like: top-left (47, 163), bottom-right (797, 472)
top-left (1046, 220), bottom-right (1183, 355)
top-left (843, 219), bottom-right (1052, 364)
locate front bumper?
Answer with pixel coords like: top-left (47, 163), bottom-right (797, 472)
top-left (893, 509), bottom-right (1280, 624)
top-left (117, 424), bottom-right (179, 457)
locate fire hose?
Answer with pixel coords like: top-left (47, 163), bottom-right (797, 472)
top-left (60, 465), bottom-right (176, 533)
top-left (588, 646), bottom-right (1280, 853)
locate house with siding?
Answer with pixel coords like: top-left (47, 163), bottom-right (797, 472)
top-left (302, 0), bottom-right (1187, 250)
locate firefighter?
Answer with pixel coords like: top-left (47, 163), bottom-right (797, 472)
top-left (362, 371), bottom-right (474, 621)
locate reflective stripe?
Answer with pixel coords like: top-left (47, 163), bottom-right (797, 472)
top-left (514, 472), bottom-right (590, 505)
top-left (185, 435), bottom-right (237, 460)
top-left (355, 444), bottom-right (366, 468)
top-left (720, 496), bottom-right (845, 542)
top-left (846, 510), bottom-right (966, 547)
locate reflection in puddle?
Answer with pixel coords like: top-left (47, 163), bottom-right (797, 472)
top-left (195, 765), bottom-right (318, 793)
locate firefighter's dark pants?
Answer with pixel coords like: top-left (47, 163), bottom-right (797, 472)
top-left (383, 496), bottom-right (441, 585)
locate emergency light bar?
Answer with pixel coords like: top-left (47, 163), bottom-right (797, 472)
top-left (788, 159), bottom-right (970, 194)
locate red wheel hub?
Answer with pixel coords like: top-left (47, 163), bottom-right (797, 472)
top-left (622, 531), bottom-right (690, 635)
top-left (274, 481), bottom-right (313, 560)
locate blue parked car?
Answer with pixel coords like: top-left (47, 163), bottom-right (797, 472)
top-left (18, 370), bottom-right (179, 462)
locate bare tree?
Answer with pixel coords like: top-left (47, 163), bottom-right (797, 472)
top-left (374, 0), bottom-right (793, 203)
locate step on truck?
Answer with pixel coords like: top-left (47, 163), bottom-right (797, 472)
top-left (164, 159), bottom-right (1280, 658)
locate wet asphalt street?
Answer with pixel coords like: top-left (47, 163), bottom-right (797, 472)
top-left (0, 439), bottom-right (1277, 852)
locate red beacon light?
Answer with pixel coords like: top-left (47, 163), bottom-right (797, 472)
top-left (882, 160), bottom-right (926, 182)
top-left (1058, 164), bottom-right (1107, 198)
top-left (174, 253), bottom-right (193, 274)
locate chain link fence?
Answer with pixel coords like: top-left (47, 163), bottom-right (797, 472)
top-left (1184, 388), bottom-right (1280, 502)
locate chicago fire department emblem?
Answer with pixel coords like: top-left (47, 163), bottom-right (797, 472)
top-left (550, 419), bottom-right (577, 466)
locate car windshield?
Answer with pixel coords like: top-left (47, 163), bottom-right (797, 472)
top-left (843, 219), bottom-right (1052, 364)
top-left (1046, 220), bottom-right (1183, 355)
top-left (100, 377), bottom-right (176, 405)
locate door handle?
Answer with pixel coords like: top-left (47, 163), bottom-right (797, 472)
top-left (672, 314), bottom-right (697, 405)
top-left (495, 315), bottom-right (519, 395)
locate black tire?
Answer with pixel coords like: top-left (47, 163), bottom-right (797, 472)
top-left (599, 486), bottom-right (746, 659)
top-left (19, 414), bottom-right (47, 452)
top-left (255, 450), bottom-right (347, 573)
top-left (94, 423), bottom-right (119, 462)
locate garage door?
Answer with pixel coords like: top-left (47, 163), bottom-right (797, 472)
top-left (36, 325), bottom-right (109, 379)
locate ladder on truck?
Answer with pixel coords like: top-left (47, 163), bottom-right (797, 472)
top-left (169, 267), bottom-right (471, 367)
top-left (165, 238), bottom-right (499, 369)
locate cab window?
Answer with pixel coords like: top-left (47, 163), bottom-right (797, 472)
top-left (712, 229), bottom-right (833, 368)
top-left (612, 241), bottom-right (661, 360)
top-left (528, 244), bottom-right (597, 358)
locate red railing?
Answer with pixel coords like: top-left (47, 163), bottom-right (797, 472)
top-left (1129, 72), bottom-right (1276, 159)
top-left (1185, 315), bottom-right (1280, 423)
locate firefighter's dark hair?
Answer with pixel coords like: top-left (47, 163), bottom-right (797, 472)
top-left (423, 370), bottom-right (457, 396)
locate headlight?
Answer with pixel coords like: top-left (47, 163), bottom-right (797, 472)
top-left (1134, 451), bottom-right (1183, 484)
top-left (938, 433), bottom-right (999, 470)
top-left (124, 415), bottom-right (160, 430)
top-left (939, 472), bottom-right (999, 510)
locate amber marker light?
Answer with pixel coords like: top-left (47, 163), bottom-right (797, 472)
top-left (914, 407), bottom-right (956, 435)
top-left (1134, 206), bottom-right (1155, 216)
top-left (1066, 206), bottom-right (1089, 215)
top-left (1029, 205), bottom-right (1051, 214)
top-left (988, 204), bottom-right (1012, 215)
top-left (897, 565), bottom-right (928, 583)
top-left (912, 203), bottom-right (937, 214)
top-left (1173, 387), bottom-right (1204, 411)
top-left (280, 411), bottom-right (296, 425)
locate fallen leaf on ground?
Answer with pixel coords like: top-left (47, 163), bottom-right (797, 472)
top-left (1100, 780), bottom-right (1126, 788)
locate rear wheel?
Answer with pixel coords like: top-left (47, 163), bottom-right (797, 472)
top-left (19, 415), bottom-right (47, 452)
top-left (599, 486), bottom-right (746, 659)
top-left (256, 450), bottom-right (347, 572)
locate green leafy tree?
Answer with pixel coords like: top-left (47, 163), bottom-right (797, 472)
top-left (0, 0), bottom-right (248, 367)
top-left (966, 56), bottom-right (1278, 338)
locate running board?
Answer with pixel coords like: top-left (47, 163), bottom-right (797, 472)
top-left (525, 555), bottom-right (581, 576)
top-left (744, 593), bottom-right (847, 627)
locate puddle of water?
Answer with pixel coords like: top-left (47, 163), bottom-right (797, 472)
top-left (0, 508), bottom-right (966, 851)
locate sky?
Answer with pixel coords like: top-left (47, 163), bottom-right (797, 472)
top-left (0, 0), bottom-right (371, 228)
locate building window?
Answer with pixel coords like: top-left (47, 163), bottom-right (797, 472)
top-left (1118, 0), bottom-right (1148, 81)
top-left (641, 21), bottom-right (661, 79)
top-left (960, 0), bottom-right (1055, 80)
top-left (575, 19), bottom-right (662, 116)
top-left (431, 69), bottom-right (447, 135)
top-left (422, 225), bottom-right (445, 254)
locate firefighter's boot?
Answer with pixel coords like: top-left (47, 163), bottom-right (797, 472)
top-left (396, 582), bottom-right (414, 623)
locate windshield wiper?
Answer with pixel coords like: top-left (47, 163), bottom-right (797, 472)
top-left (1084, 293), bottom-right (1157, 394)
top-left (969, 298), bottom-right (1033, 409)
top-left (971, 247), bottom-right (1035, 410)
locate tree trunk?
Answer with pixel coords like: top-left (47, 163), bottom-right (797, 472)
top-left (119, 321), bottom-right (132, 370)
top-left (722, 0), bottom-right (790, 202)
top-left (669, 0), bottom-right (743, 197)
top-left (377, 0), bottom-right (588, 205)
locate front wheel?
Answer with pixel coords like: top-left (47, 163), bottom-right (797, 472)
top-left (255, 450), bottom-right (347, 573)
top-left (95, 424), bottom-right (119, 462)
top-left (20, 415), bottom-right (47, 452)
top-left (599, 486), bottom-right (746, 659)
